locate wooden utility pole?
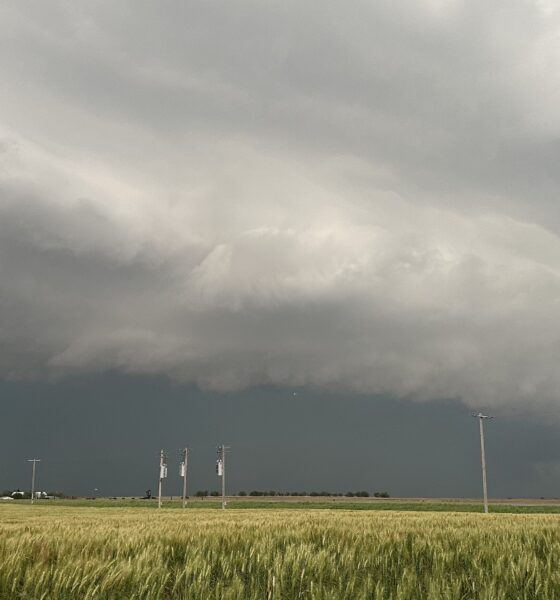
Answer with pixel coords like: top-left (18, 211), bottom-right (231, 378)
top-left (472, 413), bottom-right (493, 514)
top-left (28, 458), bottom-right (41, 504)
top-left (158, 449), bottom-right (167, 509)
top-left (181, 447), bottom-right (189, 508)
top-left (216, 445), bottom-right (230, 509)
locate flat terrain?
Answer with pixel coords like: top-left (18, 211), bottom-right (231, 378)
top-left (2, 504), bottom-right (560, 598)
top-left (6, 496), bottom-right (560, 513)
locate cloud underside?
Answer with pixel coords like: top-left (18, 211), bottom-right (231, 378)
top-left (1, 0), bottom-right (560, 415)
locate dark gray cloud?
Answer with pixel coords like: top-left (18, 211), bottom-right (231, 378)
top-left (2, 375), bottom-right (560, 498)
top-left (1, 1), bottom-right (560, 417)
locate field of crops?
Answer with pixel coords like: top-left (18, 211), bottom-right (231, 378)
top-left (1, 505), bottom-right (560, 599)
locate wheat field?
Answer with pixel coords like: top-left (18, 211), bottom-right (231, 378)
top-left (1, 504), bottom-right (559, 599)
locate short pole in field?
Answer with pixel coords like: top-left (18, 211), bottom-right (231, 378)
top-left (27, 458), bottom-right (41, 505)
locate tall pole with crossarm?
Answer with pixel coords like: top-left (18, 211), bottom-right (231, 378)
top-left (472, 413), bottom-right (493, 513)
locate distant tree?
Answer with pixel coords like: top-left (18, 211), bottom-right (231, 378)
top-left (374, 491), bottom-right (390, 498)
top-left (345, 491), bottom-right (355, 497)
top-left (356, 491), bottom-right (370, 498)
top-left (195, 490), bottom-right (208, 498)
top-left (210, 491), bottom-right (219, 497)
top-left (238, 491), bottom-right (247, 496)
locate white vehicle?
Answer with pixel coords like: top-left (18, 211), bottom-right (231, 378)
top-left (0, 496), bottom-right (14, 501)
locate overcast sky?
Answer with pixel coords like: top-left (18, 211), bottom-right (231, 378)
top-left (1, 1), bottom-right (560, 496)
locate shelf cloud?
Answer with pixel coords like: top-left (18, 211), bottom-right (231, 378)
top-left (1, 1), bottom-right (560, 416)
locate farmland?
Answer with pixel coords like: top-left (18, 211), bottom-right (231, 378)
top-left (2, 505), bottom-right (560, 599)
top-left (5, 496), bottom-right (560, 513)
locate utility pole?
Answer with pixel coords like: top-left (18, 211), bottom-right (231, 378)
top-left (27, 458), bottom-right (41, 505)
top-left (158, 449), bottom-right (167, 509)
top-left (216, 445), bottom-right (230, 509)
top-left (180, 447), bottom-right (189, 508)
top-left (472, 413), bottom-right (493, 513)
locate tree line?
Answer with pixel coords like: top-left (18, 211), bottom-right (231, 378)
top-left (194, 490), bottom-right (390, 498)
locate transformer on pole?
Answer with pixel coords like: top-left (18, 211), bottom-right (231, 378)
top-left (180, 447), bottom-right (189, 508)
top-left (216, 445), bottom-right (230, 509)
top-left (158, 449), bottom-right (168, 509)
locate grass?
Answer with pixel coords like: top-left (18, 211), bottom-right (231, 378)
top-left (2, 504), bottom-right (560, 598)
top-left (7, 497), bottom-right (560, 513)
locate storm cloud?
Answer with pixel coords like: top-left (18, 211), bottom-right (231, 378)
top-left (1, 0), bottom-right (560, 416)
